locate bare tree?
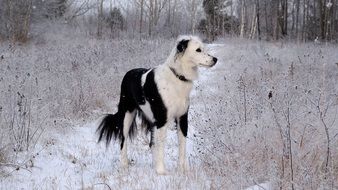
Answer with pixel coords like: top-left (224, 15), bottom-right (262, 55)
top-left (235, 0), bottom-right (338, 42)
top-left (239, 0), bottom-right (246, 38)
top-left (171, 0), bottom-right (178, 35)
top-left (97, 0), bottom-right (104, 38)
top-left (301, 0), bottom-right (308, 41)
top-left (256, 0), bottom-right (261, 40)
top-left (185, 0), bottom-right (201, 34)
top-left (133, 0), bottom-right (167, 36)
top-left (273, 0), bottom-right (279, 40)
top-left (147, 0), bottom-right (168, 36)
top-left (133, 0), bottom-right (145, 35)
top-left (64, 0), bottom-right (97, 21)
top-left (1, 0), bottom-right (33, 42)
top-left (295, 0), bottom-right (300, 41)
top-left (263, 0), bottom-right (270, 40)
top-left (332, 0), bottom-right (337, 40)
top-left (140, 0), bottom-right (144, 34)
top-left (281, 0), bottom-right (288, 36)
top-left (0, 0), bottom-right (71, 42)
top-left (249, 4), bottom-right (257, 39)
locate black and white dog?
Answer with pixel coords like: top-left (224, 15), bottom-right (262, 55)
top-left (97, 35), bottom-right (217, 174)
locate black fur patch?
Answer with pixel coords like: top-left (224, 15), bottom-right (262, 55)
top-left (97, 68), bottom-right (169, 149)
top-left (143, 69), bottom-right (167, 128)
top-left (179, 112), bottom-right (188, 137)
top-left (176, 39), bottom-right (189, 53)
top-left (97, 68), bottom-right (148, 148)
top-left (119, 68), bottom-right (149, 111)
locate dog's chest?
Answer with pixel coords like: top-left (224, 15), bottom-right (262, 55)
top-left (157, 78), bottom-right (192, 118)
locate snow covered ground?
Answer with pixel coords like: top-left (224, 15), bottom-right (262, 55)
top-left (1, 35), bottom-right (337, 189)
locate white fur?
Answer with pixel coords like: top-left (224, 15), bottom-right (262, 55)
top-left (153, 125), bottom-right (168, 175)
top-left (121, 110), bottom-right (136, 167)
top-left (140, 70), bottom-right (156, 122)
top-left (141, 69), bottom-right (152, 86)
top-left (178, 124), bottom-right (188, 172)
top-left (139, 101), bottom-right (155, 122)
top-left (155, 65), bottom-right (192, 119)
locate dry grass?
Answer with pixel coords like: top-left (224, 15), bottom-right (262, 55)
top-left (189, 40), bottom-right (338, 189)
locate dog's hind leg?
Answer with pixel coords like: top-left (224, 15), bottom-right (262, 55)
top-left (120, 110), bottom-right (136, 168)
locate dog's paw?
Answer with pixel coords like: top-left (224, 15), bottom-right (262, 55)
top-left (156, 168), bottom-right (169, 175)
top-left (156, 165), bottom-right (169, 175)
top-left (121, 158), bottom-right (129, 168)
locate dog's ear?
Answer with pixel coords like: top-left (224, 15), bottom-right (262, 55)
top-left (177, 39), bottom-right (189, 53)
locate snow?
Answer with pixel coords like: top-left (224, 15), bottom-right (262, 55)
top-left (245, 182), bottom-right (271, 190)
top-left (1, 35), bottom-right (338, 189)
top-left (0, 119), bottom-right (201, 189)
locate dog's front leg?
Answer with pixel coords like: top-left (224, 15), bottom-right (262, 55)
top-left (153, 125), bottom-right (168, 175)
top-left (178, 113), bottom-right (189, 173)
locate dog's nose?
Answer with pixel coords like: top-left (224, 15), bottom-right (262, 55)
top-left (213, 57), bottom-right (218, 64)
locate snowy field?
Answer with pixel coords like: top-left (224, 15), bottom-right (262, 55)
top-left (0, 34), bottom-right (338, 189)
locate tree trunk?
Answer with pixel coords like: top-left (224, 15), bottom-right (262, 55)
top-left (301, 0), bottom-right (306, 41)
top-left (319, 0), bottom-right (326, 40)
top-left (230, 2), bottom-right (234, 36)
top-left (110, 0), bottom-right (113, 35)
top-left (97, 0), bottom-right (104, 38)
top-left (171, 0), bottom-right (177, 36)
top-left (280, 0), bottom-right (288, 36)
top-left (168, 0), bottom-right (171, 27)
top-left (256, 0), bottom-right (261, 40)
top-left (139, 0), bottom-right (144, 35)
top-left (154, 0), bottom-right (158, 26)
top-left (249, 4), bottom-right (257, 39)
top-left (21, 0), bottom-right (32, 42)
top-left (291, 0), bottom-right (295, 33)
top-left (284, 0), bottom-right (288, 36)
top-left (296, 0), bottom-right (300, 41)
top-left (264, 0), bottom-right (269, 40)
top-left (332, 0), bottom-right (337, 40)
top-left (148, 0), bottom-right (154, 36)
top-left (273, 0), bottom-right (279, 40)
top-left (190, 0), bottom-right (197, 34)
top-left (326, 0), bottom-right (334, 41)
top-left (240, 0), bottom-right (246, 38)
top-left (306, 0), bottom-right (310, 41)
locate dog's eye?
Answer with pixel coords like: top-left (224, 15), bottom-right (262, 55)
top-left (196, 48), bottom-right (201, 52)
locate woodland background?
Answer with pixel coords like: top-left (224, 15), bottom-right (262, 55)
top-left (0, 0), bottom-right (337, 42)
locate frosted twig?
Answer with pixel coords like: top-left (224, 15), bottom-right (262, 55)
top-left (93, 182), bottom-right (112, 190)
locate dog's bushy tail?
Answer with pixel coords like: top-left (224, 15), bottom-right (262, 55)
top-left (97, 112), bottom-right (124, 147)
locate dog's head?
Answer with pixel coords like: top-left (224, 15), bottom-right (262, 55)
top-left (176, 36), bottom-right (217, 68)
